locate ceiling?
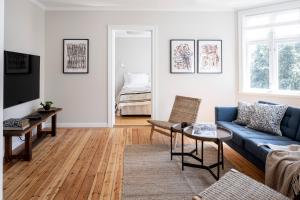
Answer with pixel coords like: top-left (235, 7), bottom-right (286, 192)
top-left (33, 0), bottom-right (293, 11)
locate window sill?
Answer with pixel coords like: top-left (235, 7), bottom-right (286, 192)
top-left (239, 90), bottom-right (300, 99)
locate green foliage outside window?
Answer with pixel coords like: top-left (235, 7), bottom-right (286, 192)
top-left (250, 45), bottom-right (270, 89)
top-left (279, 43), bottom-right (300, 91)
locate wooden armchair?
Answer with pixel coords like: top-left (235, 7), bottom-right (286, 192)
top-left (148, 95), bottom-right (201, 147)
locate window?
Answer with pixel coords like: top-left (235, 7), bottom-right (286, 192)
top-left (240, 7), bottom-right (300, 95)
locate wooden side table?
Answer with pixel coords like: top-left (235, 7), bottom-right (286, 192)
top-left (3, 108), bottom-right (62, 161)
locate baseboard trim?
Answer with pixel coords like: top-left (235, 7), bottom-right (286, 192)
top-left (45, 123), bottom-right (108, 128)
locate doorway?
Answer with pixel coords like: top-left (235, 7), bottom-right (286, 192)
top-left (108, 25), bottom-right (157, 127)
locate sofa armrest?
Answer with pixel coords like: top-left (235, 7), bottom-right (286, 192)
top-left (215, 107), bottom-right (238, 122)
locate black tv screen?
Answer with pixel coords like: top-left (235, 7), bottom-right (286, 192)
top-left (4, 51), bottom-right (40, 109)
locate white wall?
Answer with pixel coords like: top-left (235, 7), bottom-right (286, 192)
top-left (4, 0), bottom-right (45, 148)
top-left (0, 0), bottom-right (4, 197)
top-left (115, 37), bottom-right (151, 95)
top-left (45, 11), bottom-right (236, 125)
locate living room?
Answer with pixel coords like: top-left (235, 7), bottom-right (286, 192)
top-left (0, 0), bottom-right (300, 199)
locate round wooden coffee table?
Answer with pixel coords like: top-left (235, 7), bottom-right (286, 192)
top-left (171, 123), bottom-right (232, 180)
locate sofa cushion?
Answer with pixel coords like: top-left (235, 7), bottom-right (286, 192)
top-left (244, 138), bottom-right (300, 163)
top-left (258, 101), bottom-right (300, 140)
top-left (247, 103), bottom-right (288, 136)
top-left (233, 102), bottom-right (254, 126)
top-left (217, 121), bottom-right (291, 147)
top-left (280, 107), bottom-right (300, 140)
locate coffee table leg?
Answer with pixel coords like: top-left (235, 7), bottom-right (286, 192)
top-left (221, 142), bottom-right (224, 169)
top-left (171, 129), bottom-right (173, 160)
top-left (182, 132), bottom-right (184, 171)
top-left (217, 140), bottom-right (220, 180)
top-left (195, 140), bottom-right (198, 155)
top-left (201, 140), bottom-right (204, 162)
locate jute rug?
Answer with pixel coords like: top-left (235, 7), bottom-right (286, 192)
top-left (123, 144), bottom-right (234, 200)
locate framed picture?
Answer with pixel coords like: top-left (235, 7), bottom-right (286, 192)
top-left (63, 39), bottom-right (89, 74)
top-left (197, 40), bottom-right (222, 74)
top-left (170, 39), bottom-right (195, 74)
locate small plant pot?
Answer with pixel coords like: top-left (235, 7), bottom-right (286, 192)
top-left (43, 105), bottom-right (51, 111)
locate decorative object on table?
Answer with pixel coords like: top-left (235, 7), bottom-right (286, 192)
top-left (192, 123), bottom-right (217, 137)
top-left (197, 40), bottom-right (222, 74)
top-left (40, 101), bottom-right (53, 111)
top-left (3, 118), bottom-right (30, 130)
top-left (26, 113), bottom-right (42, 120)
top-left (63, 39), bottom-right (89, 74)
top-left (170, 39), bottom-right (195, 74)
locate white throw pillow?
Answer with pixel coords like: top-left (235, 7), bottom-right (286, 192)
top-left (124, 72), bottom-right (150, 87)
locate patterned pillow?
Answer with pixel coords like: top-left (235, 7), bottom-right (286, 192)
top-left (247, 103), bottom-right (288, 136)
top-left (233, 102), bottom-right (254, 126)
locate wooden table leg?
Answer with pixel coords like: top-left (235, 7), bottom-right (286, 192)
top-left (24, 131), bottom-right (32, 161)
top-left (37, 124), bottom-right (42, 138)
top-left (51, 114), bottom-right (57, 137)
top-left (5, 136), bottom-right (12, 161)
top-left (181, 131), bottom-right (184, 171)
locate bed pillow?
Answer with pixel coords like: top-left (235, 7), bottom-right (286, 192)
top-left (247, 103), bottom-right (288, 136)
top-left (233, 101), bottom-right (254, 126)
top-left (124, 72), bottom-right (150, 88)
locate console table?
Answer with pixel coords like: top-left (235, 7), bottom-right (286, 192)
top-left (3, 108), bottom-right (62, 161)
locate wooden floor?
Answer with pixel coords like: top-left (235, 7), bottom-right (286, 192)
top-left (114, 116), bottom-right (151, 126)
top-left (4, 127), bottom-right (264, 200)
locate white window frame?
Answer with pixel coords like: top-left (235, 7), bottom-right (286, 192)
top-left (238, 1), bottom-right (300, 97)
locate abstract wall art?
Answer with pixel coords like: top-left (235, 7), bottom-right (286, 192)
top-left (170, 39), bottom-right (195, 74)
top-left (197, 40), bottom-right (222, 74)
top-left (63, 39), bottom-right (89, 74)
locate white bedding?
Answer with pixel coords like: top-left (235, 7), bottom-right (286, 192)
top-left (116, 85), bottom-right (151, 116)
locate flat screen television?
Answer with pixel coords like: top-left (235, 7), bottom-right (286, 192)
top-left (4, 51), bottom-right (40, 109)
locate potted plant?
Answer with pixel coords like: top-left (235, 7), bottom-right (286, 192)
top-left (40, 101), bottom-right (53, 111)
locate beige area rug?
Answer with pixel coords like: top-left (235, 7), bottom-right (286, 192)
top-left (123, 144), bottom-right (234, 200)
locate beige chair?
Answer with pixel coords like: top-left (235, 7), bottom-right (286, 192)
top-left (148, 95), bottom-right (201, 147)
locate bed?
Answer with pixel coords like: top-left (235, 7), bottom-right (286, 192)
top-left (116, 73), bottom-right (152, 116)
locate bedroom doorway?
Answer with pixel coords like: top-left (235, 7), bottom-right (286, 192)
top-left (108, 25), bottom-right (157, 127)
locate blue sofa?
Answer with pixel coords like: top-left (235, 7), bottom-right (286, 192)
top-left (215, 102), bottom-right (300, 171)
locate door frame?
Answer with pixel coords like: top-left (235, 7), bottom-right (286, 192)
top-left (107, 25), bottom-right (157, 127)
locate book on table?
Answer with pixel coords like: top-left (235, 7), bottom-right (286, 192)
top-left (192, 123), bottom-right (217, 137)
top-left (3, 118), bottom-right (30, 130)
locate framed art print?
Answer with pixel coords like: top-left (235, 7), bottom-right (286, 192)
top-left (170, 39), bottom-right (195, 74)
top-left (63, 39), bottom-right (89, 74)
top-left (197, 40), bottom-right (222, 74)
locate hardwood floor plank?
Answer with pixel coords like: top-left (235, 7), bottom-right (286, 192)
top-left (4, 127), bottom-right (264, 200)
top-left (89, 130), bottom-right (114, 200)
top-left (75, 129), bottom-right (109, 200)
top-left (38, 128), bottom-right (93, 200)
top-left (53, 129), bottom-right (101, 200)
